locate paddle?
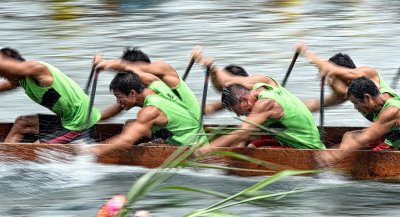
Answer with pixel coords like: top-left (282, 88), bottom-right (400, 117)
top-left (319, 75), bottom-right (326, 140)
top-left (281, 51), bottom-right (300, 87)
top-left (182, 57), bottom-right (195, 81)
top-left (84, 66), bottom-right (95, 94)
top-left (391, 66), bottom-right (400, 90)
top-left (86, 69), bottom-right (100, 129)
top-left (199, 64), bottom-right (212, 124)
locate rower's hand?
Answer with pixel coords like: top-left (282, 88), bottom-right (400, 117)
top-left (88, 145), bottom-right (103, 156)
top-left (315, 149), bottom-right (345, 168)
top-left (295, 42), bottom-right (308, 55)
top-left (191, 46), bottom-right (203, 62)
top-left (94, 60), bottom-right (111, 72)
top-left (194, 145), bottom-right (215, 157)
top-left (92, 54), bottom-right (104, 68)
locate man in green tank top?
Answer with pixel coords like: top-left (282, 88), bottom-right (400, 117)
top-left (295, 42), bottom-right (398, 117)
top-left (195, 61), bottom-right (325, 154)
top-left (318, 77), bottom-right (400, 166)
top-left (93, 47), bottom-right (201, 121)
top-left (90, 71), bottom-right (208, 157)
top-left (0, 48), bottom-right (101, 143)
top-left (191, 47), bottom-right (324, 151)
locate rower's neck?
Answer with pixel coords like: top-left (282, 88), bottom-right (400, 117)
top-left (375, 93), bottom-right (392, 110)
top-left (136, 88), bottom-right (155, 107)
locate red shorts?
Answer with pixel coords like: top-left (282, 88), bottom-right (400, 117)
top-left (248, 135), bottom-right (293, 148)
top-left (368, 140), bottom-right (394, 151)
top-left (37, 114), bottom-right (97, 143)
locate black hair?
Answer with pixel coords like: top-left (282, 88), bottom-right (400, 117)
top-left (0, 47), bottom-right (25, 61)
top-left (224, 64), bottom-right (249, 77)
top-left (221, 84), bottom-right (249, 109)
top-left (120, 47), bottom-right (151, 63)
top-left (347, 76), bottom-right (379, 101)
top-left (109, 71), bottom-right (145, 95)
top-left (329, 53), bottom-right (356, 69)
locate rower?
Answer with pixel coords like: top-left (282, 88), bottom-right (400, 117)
top-left (90, 71), bottom-right (208, 157)
top-left (93, 48), bottom-right (204, 143)
top-left (295, 42), bottom-right (398, 121)
top-left (93, 48), bottom-right (200, 121)
top-left (0, 48), bottom-right (101, 143)
top-left (192, 47), bottom-right (325, 150)
top-left (318, 76), bottom-right (400, 166)
top-left (192, 56), bottom-right (325, 153)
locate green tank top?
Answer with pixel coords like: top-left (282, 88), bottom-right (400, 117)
top-left (148, 81), bottom-right (180, 101)
top-left (373, 97), bottom-right (400, 149)
top-left (364, 74), bottom-right (399, 122)
top-left (18, 61), bottom-right (101, 130)
top-left (148, 78), bottom-right (201, 120)
top-left (171, 77), bottom-right (201, 120)
top-left (378, 73), bottom-right (398, 97)
top-left (253, 82), bottom-right (325, 149)
top-left (144, 94), bottom-right (208, 146)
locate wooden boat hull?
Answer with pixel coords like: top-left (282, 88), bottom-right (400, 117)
top-left (2, 122), bottom-right (398, 181)
top-left (1, 142), bottom-right (400, 181)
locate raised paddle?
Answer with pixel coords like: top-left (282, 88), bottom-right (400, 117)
top-left (281, 51), bottom-right (300, 87)
top-left (391, 66), bottom-right (400, 90)
top-left (199, 64), bottom-right (212, 124)
top-left (84, 66), bottom-right (95, 94)
top-left (86, 69), bottom-right (100, 128)
top-left (182, 57), bottom-right (195, 81)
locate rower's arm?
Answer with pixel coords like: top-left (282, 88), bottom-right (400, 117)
top-left (205, 101), bottom-right (224, 115)
top-left (340, 106), bottom-right (399, 150)
top-left (331, 66), bottom-right (380, 83)
top-left (317, 107), bottom-right (398, 167)
top-left (296, 43), bottom-right (361, 80)
top-left (100, 103), bottom-right (124, 121)
top-left (138, 61), bottom-right (180, 88)
top-left (191, 47), bottom-right (232, 90)
top-left (304, 92), bottom-right (347, 112)
top-left (0, 57), bottom-right (49, 79)
top-left (95, 58), bottom-right (160, 86)
top-left (208, 98), bottom-right (282, 147)
top-left (0, 78), bottom-right (19, 92)
top-left (93, 107), bottom-right (157, 156)
top-left (326, 65), bottom-right (379, 82)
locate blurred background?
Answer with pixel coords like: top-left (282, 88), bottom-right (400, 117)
top-left (1, 1), bottom-right (400, 216)
top-left (1, 0), bottom-right (399, 126)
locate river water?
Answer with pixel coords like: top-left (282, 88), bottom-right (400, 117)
top-left (1, 0), bottom-right (400, 216)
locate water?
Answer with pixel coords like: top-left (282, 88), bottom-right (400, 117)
top-left (1, 0), bottom-right (400, 216)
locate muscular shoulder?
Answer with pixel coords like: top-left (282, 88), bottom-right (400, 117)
top-left (249, 75), bottom-right (276, 85)
top-left (252, 98), bottom-right (283, 119)
top-left (377, 105), bottom-right (400, 126)
top-left (357, 66), bottom-right (379, 79)
top-left (151, 61), bottom-right (175, 70)
top-left (254, 98), bottom-right (281, 112)
top-left (137, 106), bottom-right (162, 121)
top-left (241, 75), bottom-right (277, 89)
top-left (20, 61), bottom-right (49, 76)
